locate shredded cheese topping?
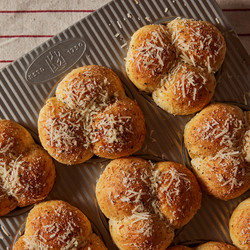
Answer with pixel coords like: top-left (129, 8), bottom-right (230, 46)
top-left (127, 25), bottom-right (174, 77)
top-left (107, 160), bottom-right (193, 239)
top-left (44, 105), bottom-right (86, 154)
top-left (93, 114), bottom-right (133, 153)
top-left (59, 75), bottom-right (110, 110)
top-left (0, 156), bottom-right (24, 198)
top-left (168, 17), bottom-right (224, 73)
top-left (243, 129), bottom-right (250, 162)
top-left (0, 154), bottom-right (46, 201)
top-left (197, 110), bottom-right (243, 148)
top-left (158, 167), bottom-right (191, 205)
top-left (23, 204), bottom-right (90, 250)
top-left (189, 106), bottom-right (249, 196)
top-left (241, 226), bottom-right (250, 245)
top-left (208, 150), bottom-right (246, 191)
top-left (160, 63), bottom-right (209, 104)
top-left (42, 74), bottom-right (135, 161)
top-left (0, 137), bottom-right (13, 154)
top-left (126, 18), bottom-right (223, 114)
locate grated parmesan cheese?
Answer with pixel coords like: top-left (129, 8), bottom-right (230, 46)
top-left (121, 42), bottom-right (127, 48)
top-left (198, 111), bottom-right (243, 148)
top-left (1, 224), bottom-right (10, 237)
top-left (158, 167), bottom-right (191, 205)
top-left (117, 20), bottom-right (122, 29)
top-left (169, 18), bottom-right (224, 72)
top-left (23, 204), bottom-right (88, 250)
top-left (127, 13), bottom-right (132, 19)
top-left (129, 27), bottom-right (173, 76)
top-left (0, 156), bottom-right (25, 199)
top-left (0, 138), bottom-right (13, 154)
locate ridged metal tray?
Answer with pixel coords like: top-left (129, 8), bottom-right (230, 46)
top-left (0, 0), bottom-right (249, 249)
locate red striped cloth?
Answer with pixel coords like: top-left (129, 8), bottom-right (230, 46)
top-left (0, 0), bottom-right (249, 68)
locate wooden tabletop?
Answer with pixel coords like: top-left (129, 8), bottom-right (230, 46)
top-left (0, 0), bottom-right (249, 69)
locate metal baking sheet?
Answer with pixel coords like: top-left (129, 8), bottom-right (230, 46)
top-left (0, 0), bottom-right (250, 249)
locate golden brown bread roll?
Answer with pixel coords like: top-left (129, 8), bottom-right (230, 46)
top-left (184, 103), bottom-right (249, 200)
top-left (38, 65), bottom-right (145, 165)
top-left (92, 98), bottom-right (145, 158)
top-left (0, 120), bottom-right (55, 216)
top-left (243, 130), bottom-right (250, 162)
top-left (191, 153), bottom-right (249, 200)
top-left (0, 185), bottom-right (17, 216)
top-left (109, 216), bottom-right (174, 250)
top-left (96, 157), bottom-right (152, 221)
top-left (126, 24), bottom-right (176, 93)
top-left (167, 242), bottom-right (237, 250)
top-left (243, 112), bottom-right (250, 162)
top-left (229, 198), bottom-right (250, 249)
top-left (155, 162), bottom-right (202, 228)
top-left (152, 62), bottom-right (216, 115)
top-left (184, 103), bottom-right (245, 159)
top-left (126, 18), bottom-right (225, 116)
top-left (13, 200), bottom-right (107, 250)
top-left (38, 97), bottom-right (93, 165)
top-left (96, 157), bottom-right (201, 249)
top-left (83, 234), bottom-right (108, 250)
top-left (168, 18), bottom-right (226, 73)
top-left (0, 119), bottom-right (34, 158)
top-left (10, 145), bottom-right (56, 207)
top-left (195, 241), bottom-right (238, 249)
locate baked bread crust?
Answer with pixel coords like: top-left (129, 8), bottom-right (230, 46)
top-left (167, 246), bottom-right (192, 250)
top-left (155, 162), bottom-right (202, 229)
top-left (243, 111), bottom-right (250, 162)
top-left (126, 24), bottom-right (176, 93)
top-left (92, 98), bottom-right (145, 158)
top-left (0, 120), bottom-right (55, 216)
top-left (191, 155), bottom-right (249, 200)
top-left (13, 200), bottom-right (107, 250)
top-left (96, 157), bottom-right (152, 220)
top-left (229, 198), bottom-right (250, 249)
top-left (38, 65), bottom-right (145, 165)
top-left (168, 18), bottom-right (226, 73)
top-left (167, 242), bottom-right (237, 249)
top-left (184, 103), bottom-right (245, 158)
top-left (38, 97), bottom-right (94, 165)
top-left (96, 157), bottom-right (201, 249)
top-left (152, 62), bottom-right (216, 115)
top-left (184, 103), bottom-right (249, 200)
top-left (126, 18), bottom-right (225, 115)
top-left (195, 241), bottom-right (238, 249)
top-left (109, 215), bottom-right (174, 250)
